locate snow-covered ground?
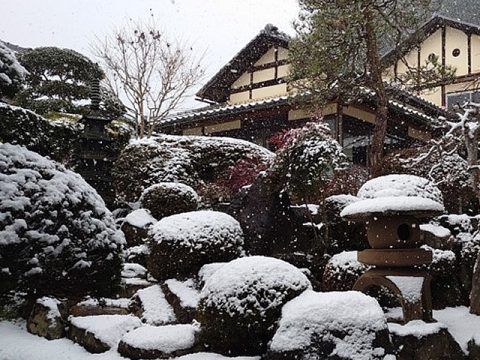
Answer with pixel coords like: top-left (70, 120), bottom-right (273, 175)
top-left (0, 320), bottom-right (259, 360)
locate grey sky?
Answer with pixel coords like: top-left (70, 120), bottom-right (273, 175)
top-left (1, 0), bottom-right (299, 107)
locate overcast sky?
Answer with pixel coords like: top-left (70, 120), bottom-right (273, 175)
top-left (1, 0), bottom-right (299, 108)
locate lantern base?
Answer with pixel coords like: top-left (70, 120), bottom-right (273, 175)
top-left (353, 268), bottom-right (433, 324)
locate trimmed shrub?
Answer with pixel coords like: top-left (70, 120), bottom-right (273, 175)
top-left (322, 251), bottom-right (369, 291)
top-left (147, 211), bottom-right (244, 280)
top-left (0, 144), bottom-right (124, 298)
top-left (139, 182), bottom-right (199, 220)
top-left (197, 256), bottom-right (311, 355)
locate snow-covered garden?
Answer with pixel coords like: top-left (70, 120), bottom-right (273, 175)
top-left (2, 3), bottom-right (480, 359)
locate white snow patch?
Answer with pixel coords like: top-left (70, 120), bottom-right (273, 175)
top-left (120, 324), bottom-right (199, 353)
top-left (270, 290), bottom-right (388, 360)
top-left (133, 285), bottom-right (176, 325)
top-left (386, 276), bottom-right (424, 304)
top-left (198, 262), bottom-right (227, 285)
top-left (77, 297), bottom-right (130, 309)
top-left (121, 263), bottom-right (147, 279)
top-left (420, 224), bottom-right (451, 239)
top-left (69, 315), bottom-right (142, 348)
top-left (164, 279), bottom-right (200, 308)
top-left (434, 306), bottom-right (480, 353)
top-left (124, 209), bottom-right (156, 229)
top-left (388, 320), bottom-right (445, 338)
top-left (174, 353), bottom-right (260, 360)
top-left (36, 297), bottom-right (61, 321)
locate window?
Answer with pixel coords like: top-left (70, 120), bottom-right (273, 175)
top-left (446, 90), bottom-right (480, 109)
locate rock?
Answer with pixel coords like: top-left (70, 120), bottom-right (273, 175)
top-left (122, 263), bottom-right (148, 279)
top-left (118, 324), bottom-right (200, 359)
top-left (125, 245), bottom-right (150, 267)
top-left (197, 256), bottom-right (311, 355)
top-left (68, 314), bottom-right (142, 353)
top-left (128, 285), bottom-right (176, 325)
top-left (119, 277), bottom-right (154, 298)
top-left (147, 211), bottom-right (244, 280)
top-left (27, 297), bottom-right (66, 340)
top-left (139, 182), bottom-right (200, 220)
top-left (266, 290), bottom-right (392, 360)
top-left (322, 251), bottom-right (370, 292)
top-left (162, 279), bottom-right (200, 323)
top-left (121, 209), bottom-right (157, 247)
top-left (389, 320), bottom-right (465, 360)
top-left (69, 304), bottom-right (128, 317)
top-left (469, 339), bottom-right (480, 359)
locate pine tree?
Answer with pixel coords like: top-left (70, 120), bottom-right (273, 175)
top-left (289, 0), bottom-right (452, 174)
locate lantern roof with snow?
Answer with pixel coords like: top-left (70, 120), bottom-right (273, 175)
top-left (340, 174), bottom-right (445, 221)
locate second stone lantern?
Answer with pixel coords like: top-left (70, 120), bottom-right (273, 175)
top-left (341, 174), bottom-right (445, 323)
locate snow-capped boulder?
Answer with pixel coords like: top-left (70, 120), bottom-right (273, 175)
top-left (113, 134), bottom-right (274, 204)
top-left (27, 296), bottom-right (66, 340)
top-left (0, 144), bottom-right (124, 297)
top-left (68, 314), bottom-right (142, 353)
top-left (267, 290), bottom-right (391, 360)
top-left (197, 256), bottom-right (311, 355)
top-left (121, 209), bottom-right (157, 247)
top-left (140, 182), bottom-right (200, 220)
top-left (322, 251), bottom-right (370, 291)
top-left (162, 279), bottom-right (200, 323)
top-left (128, 285), bottom-right (176, 326)
top-left (341, 174), bottom-right (445, 220)
top-left (147, 211), bottom-right (244, 280)
top-left (118, 324), bottom-right (200, 359)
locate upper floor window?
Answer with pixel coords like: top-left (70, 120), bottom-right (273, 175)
top-left (446, 90), bottom-right (480, 109)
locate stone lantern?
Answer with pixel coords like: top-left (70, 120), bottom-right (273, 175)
top-left (341, 175), bottom-right (445, 323)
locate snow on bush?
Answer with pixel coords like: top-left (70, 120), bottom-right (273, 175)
top-left (139, 182), bottom-right (200, 220)
top-left (341, 174), bottom-right (444, 219)
top-left (0, 144), bottom-right (124, 297)
top-left (0, 41), bottom-right (27, 98)
top-left (113, 134), bottom-right (274, 204)
top-left (147, 211), bottom-right (244, 280)
top-left (268, 290), bottom-right (390, 360)
top-left (197, 256), bottom-right (311, 355)
top-left (322, 251), bottom-right (370, 291)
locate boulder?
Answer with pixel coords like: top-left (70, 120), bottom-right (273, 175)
top-left (197, 256), bottom-right (311, 355)
top-left (267, 290), bottom-right (392, 360)
top-left (68, 314), bottom-right (142, 353)
top-left (139, 182), bottom-right (199, 220)
top-left (322, 251), bottom-right (370, 292)
top-left (27, 297), bottom-right (66, 340)
top-left (128, 285), bottom-right (176, 325)
top-left (124, 245), bottom-right (150, 267)
top-left (121, 209), bottom-right (157, 247)
top-left (119, 277), bottom-right (154, 298)
top-left (147, 211), bottom-right (244, 280)
top-left (389, 321), bottom-right (465, 360)
top-left (69, 297), bottom-right (129, 317)
top-left (118, 324), bottom-right (200, 359)
top-left (162, 279), bottom-right (200, 323)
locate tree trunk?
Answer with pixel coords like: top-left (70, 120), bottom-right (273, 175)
top-left (363, 6), bottom-right (389, 177)
top-left (471, 252), bottom-right (480, 314)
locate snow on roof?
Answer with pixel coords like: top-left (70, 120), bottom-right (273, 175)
top-left (201, 256), bottom-right (311, 317)
top-left (69, 315), bottom-right (142, 348)
top-left (270, 290), bottom-right (388, 360)
top-left (341, 174), bottom-right (444, 220)
top-left (120, 324), bottom-right (199, 353)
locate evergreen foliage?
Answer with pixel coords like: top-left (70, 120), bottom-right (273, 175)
top-left (0, 41), bottom-right (27, 99)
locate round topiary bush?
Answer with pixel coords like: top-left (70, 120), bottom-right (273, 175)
top-left (197, 256), bottom-right (311, 355)
top-left (0, 143), bottom-right (124, 298)
top-left (322, 251), bottom-right (370, 292)
top-left (147, 210), bottom-right (244, 280)
top-left (139, 182), bottom-right (200, 220)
